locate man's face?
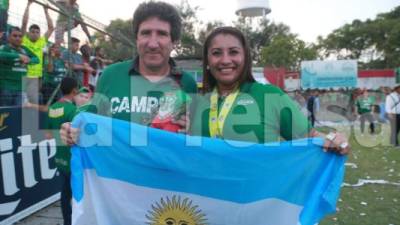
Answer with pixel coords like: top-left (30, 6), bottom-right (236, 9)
top-left (136, 17), bottom-right (174, 72)
top-left (28, 28), bottom-right (40, 42)
top-left (71, 42), bottom-right (80, 53)
top-left (8, 30), bottom-right (23, 48)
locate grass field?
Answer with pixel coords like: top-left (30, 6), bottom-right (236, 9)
top-left (319, 123), bottom-right (400, 225)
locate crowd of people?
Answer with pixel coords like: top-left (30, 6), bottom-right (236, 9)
top-left (0, 0), bottom-right (112, 108)
top-left (291, 87), bottom-right (400, 148)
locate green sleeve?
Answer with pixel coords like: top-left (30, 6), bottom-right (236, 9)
top-left (181, 72), bottom-right (198, 94)
top-left (264, 85), bottom-right (311, 141)
top-left (23, 47), bottom-right (40, 65)
top-left (0, 51), bottom-right (20, 63)
top-left (278, 94), bottom-right (311, 140)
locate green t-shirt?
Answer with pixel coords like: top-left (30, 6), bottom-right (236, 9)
top-left (190, 82), bottom-right (311, 143)
top-left (0, 0), bottom-right (8, 10)
top-left (22, 35), bottom-right (47, 78)
top-left (43, 57), bottom-right (67, 85)
top-left (0, 44), bottom-right (39, 91)
top-left (356, 96), bottom-right (374, 114)
top-left (80, 59), bottom-right (197, 125)
top-left (46, 98), bottom-right (77, 172)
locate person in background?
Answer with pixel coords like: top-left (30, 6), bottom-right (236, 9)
top-left (89, 46), bottom-right (112, 89)
top-left (55, 0), bottom-right (91, 45)
top-left (79, 43), bottom-right (91, 87)
top-left (74, 86), bottom-right (92, 107)
top-left (21, 0), bottom-right (54, 104)
top-left (356, 89), bottom-right (375, 135)
top-left (45, 77), bottom-right (78, 225)
top-left (385, 84), bottom-right (400, 147)
top-left (190, 26), bottom-right (349, 154)
top-left (307, 89), bottom-right (320, 127)
top-left (378, 87), bottom-right (391, 123)
top-left (62, 37), bottom-right (93, 86)
top-left (42, 43), bottom-right (67, 104)
top-left (0, 26), bottom-right (39, 106)
top-left (0, 0), bottom-right (9, 45)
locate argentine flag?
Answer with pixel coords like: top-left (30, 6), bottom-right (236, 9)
top-left (71, 113), bottom-right (346, 225)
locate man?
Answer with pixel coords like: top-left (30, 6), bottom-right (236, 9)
top-left (62, 37), bottom-right (93, 86)
top-left (46, 77), bottom-right (78, 225)
top-left (89, 46), bottom-right (112, 88)
top-left (356, 89), bottom-right (375, 135)
top-left (21, 0), bottom-right (54, 104)
top-left (0, 0), bottom-right (8, 45)
top-left (55, 0), bottom-right (91, 45)
top-left (0, 27), bottom-right (39, 106)
top-left (61, 1), bottom-right (197, 145)
top-left (386, 84), bottom-right (400, 147)
top-left (307, 90), bottom-right (320, 127)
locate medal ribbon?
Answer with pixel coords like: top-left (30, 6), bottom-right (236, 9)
top-left (209, 88), bottom-right (239, 138)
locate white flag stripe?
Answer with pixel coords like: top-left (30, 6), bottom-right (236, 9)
top-left (73, 170), bottom-right (303, 225)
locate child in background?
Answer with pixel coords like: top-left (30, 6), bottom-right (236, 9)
top-left (74, 86), bottom-right (92, 107)
top-left (46, 77), bottom-right (78, 225)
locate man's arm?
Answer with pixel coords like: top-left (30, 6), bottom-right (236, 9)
top-left (80, 23), bottom-right (91, 43)
top-left (21, 0), bottom-right (33, 35)
top-left (43, 4), bottom-right (54, 39)
top-left (0, 51), bottom-right (20, 62)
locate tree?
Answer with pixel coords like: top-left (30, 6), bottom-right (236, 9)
top-left (319, 6), bottom-right (400, 69)
top-left (174, 0), bottom-right (202, 58)
top-left (94, 19), bottom-right (135, 61)
top-left (261, 34), bottom-right (318, 71)
top-left (234, 17), bottom-right (293, 65)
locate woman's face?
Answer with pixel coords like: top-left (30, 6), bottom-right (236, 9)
top-left (207, 34), bottom-right (245, 88)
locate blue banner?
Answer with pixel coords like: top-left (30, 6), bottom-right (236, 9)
top-left (301, 60), bottom-right (358, 89)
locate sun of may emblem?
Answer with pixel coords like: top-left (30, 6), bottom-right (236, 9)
top-left (146, 195), bottom-right (208, 225)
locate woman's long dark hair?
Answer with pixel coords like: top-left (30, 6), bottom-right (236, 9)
top-left (202, 26), bottom-right (255, 93)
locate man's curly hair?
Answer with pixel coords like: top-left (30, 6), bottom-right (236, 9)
top-left (132, 1), bottom-right (182, 42)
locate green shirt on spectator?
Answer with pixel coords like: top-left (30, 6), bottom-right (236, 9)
top-left (43, 57), bottom-right (67, 86)
top-left (356, 96), bottom-right (375, 114)
top-left (0, 44), bottom-right (39, 91)
top-left (46, 98), bottom-right (77, 172)
top-left (0, 0), bottom-right (8, 10)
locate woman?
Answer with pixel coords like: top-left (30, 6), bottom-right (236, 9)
top-left (191, 27), bottom-right (349, 154)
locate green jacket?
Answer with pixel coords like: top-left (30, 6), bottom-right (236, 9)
top-left (0, 0), bottom-right (8, 10)
top-left (0, 44), bottom-right (39, 91)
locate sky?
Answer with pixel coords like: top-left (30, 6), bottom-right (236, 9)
top-left (9, 0), bottom-right (400, 43)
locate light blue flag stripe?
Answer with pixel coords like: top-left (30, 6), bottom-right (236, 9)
top-left (71, 112), bottom-right (346, 225)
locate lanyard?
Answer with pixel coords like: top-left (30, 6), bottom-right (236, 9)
top-left (209, 88), bottom-right (239, 138)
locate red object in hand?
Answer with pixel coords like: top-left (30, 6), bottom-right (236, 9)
top-left (151, 116), bottom-right (181, 132)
